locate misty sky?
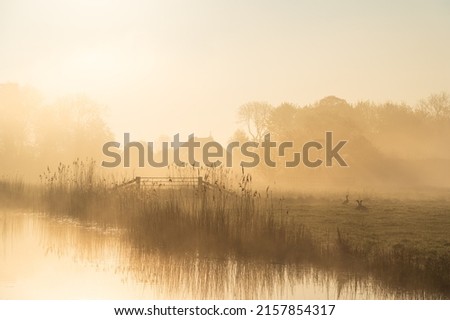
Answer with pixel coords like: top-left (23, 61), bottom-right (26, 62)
top-left (1, 0), bottom-right (449, 143)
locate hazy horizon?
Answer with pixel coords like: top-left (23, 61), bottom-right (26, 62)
top-left (1, 0), bottom-right (449, 142)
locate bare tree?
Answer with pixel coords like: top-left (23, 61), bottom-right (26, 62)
top-left (238, 102), bottom-right (272, 141)
top-left (418, 92), bottom-right (450, 119)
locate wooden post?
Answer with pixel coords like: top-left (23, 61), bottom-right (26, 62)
top-left (197, 177), bottom-right (203, 187)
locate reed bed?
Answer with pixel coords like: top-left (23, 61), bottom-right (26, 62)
top-left (0, 176), bottom-right (38, 209)
top-left (37, 160), bottom-right (317, 263)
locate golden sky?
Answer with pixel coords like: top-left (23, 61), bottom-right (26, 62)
top-left (1, 0), bottom-right (449, 142)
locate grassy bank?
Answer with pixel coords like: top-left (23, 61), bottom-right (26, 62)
top-left (283, 196), bottom-right (450, 295)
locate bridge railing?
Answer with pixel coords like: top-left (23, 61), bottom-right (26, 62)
top-left (117, 176), bottom-right (235, 194)
top-left (117, 176), bottom-right (203, 188)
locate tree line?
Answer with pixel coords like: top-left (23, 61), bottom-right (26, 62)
top-left (1, 82), bottom-right (449, 189)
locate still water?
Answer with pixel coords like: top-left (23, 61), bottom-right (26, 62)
top-left (0, 211), bottom-right (413, 299)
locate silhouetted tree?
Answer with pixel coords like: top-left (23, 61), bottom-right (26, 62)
top-left (418, 92), bottom-right (450, 119)
top-left (267, 103), bottom-right (297, 139)
top-left (238, 102), bottom-right (272, 141)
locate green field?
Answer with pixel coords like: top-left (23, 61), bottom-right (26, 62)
top-left (283, 196), bottom-right (450, 259)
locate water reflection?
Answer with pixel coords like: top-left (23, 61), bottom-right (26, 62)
top-left (0, 212), bottom-right (440, 299)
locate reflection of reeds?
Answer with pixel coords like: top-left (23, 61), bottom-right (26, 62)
top-left (1, 212), bottom-right (402, 299)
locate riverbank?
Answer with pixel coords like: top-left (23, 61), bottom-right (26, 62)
top-left (1, 167), bottom-right (449, 298)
